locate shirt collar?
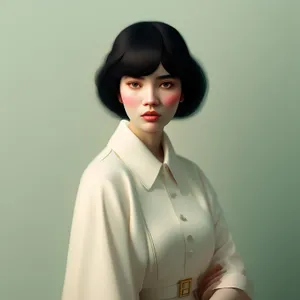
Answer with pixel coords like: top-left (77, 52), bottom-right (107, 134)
top-left (107, 119), bottom-right (183, 190)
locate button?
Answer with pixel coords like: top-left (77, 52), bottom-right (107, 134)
top-left (187, 235), bottom-right (194, 242)
top-left (180, 214), bottom-right (187, 221)
top-left (170, 192), bottom-right (177, 199)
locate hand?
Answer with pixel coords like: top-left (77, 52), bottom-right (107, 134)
top-left (195, 264), bottom-right (225, 300)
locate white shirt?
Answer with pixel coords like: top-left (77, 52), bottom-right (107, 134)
top-left (61, 120), bottom-right (251, 300)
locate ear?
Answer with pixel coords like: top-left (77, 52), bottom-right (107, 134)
top-left (180, 93), bottom-right (184, 102)
top-left (118, 94), bottom-right (123, 104)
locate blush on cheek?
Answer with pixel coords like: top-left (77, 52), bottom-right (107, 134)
top-left (164, 93), bottom-right (181, 106)
top-left (121, 96), bottom-right (139, 107)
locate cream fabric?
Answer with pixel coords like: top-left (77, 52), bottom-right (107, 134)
top-left (61, 120), bottom-right (251, 300)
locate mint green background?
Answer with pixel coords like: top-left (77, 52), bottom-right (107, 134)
top-left (1, 1), bottom-right (299, 299)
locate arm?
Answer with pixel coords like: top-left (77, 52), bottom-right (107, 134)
top-left (197, 167), bottom-right (252, 300)
top-left (61, 171), bottom-right (145, 300)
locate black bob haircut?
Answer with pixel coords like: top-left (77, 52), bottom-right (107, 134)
top-left (95, 21), bottom-right (208, 119)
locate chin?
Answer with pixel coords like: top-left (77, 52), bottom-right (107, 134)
top-left (142, 123), bottom-right (164, 133)
top-left (128, 118), bottom-right (165, 135)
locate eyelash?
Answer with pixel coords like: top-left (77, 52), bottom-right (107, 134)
top-left (128, 82), bottom-right (141, 89)
top-left (161, 82), bottom-right (174, 89)
top-left (127, 81), bottom-right (174, 89)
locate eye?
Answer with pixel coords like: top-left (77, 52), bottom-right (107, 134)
top-left (127, 81), bottom-right (141, 89)
top-left (160, 82), bottom-right (174, 89)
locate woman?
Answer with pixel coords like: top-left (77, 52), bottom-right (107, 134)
top-left (61, 21), bottom-right (252, 300)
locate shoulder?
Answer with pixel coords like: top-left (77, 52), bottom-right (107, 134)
top-left (175, 155), bottom-right (224, 221)
top-left (177, 154), bottom-right (208, 181)
top-left (177, 154), bottom-right (218, 203)
top-left (74, 146), bottom-right (134, 218)
top-left (177, 155), bottom-right (198, 171)
top-left (78, 146), bottom-right (132, 195)
top-left (72, 147), bottom-right (133, 228)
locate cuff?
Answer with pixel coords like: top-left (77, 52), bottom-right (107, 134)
top-left (213, 272), bottom-right (253, 298)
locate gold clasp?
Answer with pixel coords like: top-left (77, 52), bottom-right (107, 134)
top-left (178, 278), bottom-right (192, 297)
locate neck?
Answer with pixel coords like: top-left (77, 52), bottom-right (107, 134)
top-left (128, 123), bottom-right (164, 162)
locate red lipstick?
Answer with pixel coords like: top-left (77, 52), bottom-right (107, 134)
top-left (142, 111), bottom-right (160, 116)
top-left (141, 111), bottom-right (161, 122)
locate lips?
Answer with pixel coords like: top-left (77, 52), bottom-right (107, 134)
top-left (142, 111), bottom-right (161, 116)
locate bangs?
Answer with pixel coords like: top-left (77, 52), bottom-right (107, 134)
top-left (110, 23), bottom-right (181, 78)
top-left (118, 47), bottom-right (162, 78)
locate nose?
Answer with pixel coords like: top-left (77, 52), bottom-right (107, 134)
top-left (142, 86), bottom-right (159, 106)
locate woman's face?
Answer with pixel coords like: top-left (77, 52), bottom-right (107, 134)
top-left (118, 63), bottom-right (183, 136)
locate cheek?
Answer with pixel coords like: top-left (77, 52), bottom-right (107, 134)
top-left (164, 92), bottom-right (181, 106)
top-left (121, 95), bottom-right (139, 107)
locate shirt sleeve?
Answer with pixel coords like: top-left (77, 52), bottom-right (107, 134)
top-left (196, 167), bottom-right (253, 299)
top-left (61, 170), bottom-right (146, 300)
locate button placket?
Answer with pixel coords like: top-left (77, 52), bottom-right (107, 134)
top-left (187, 235), bottom-right (194, 242)
top-left (162, 164), bottom-right (178, 200)
top-left (179, 218), bottom-right (195, 258)
top-left (178, 214), bottom-right (194, 258)
top-left (186, 234), bottom-right (194, 256)
top-left (161, 165), bottom-right (195, 267)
